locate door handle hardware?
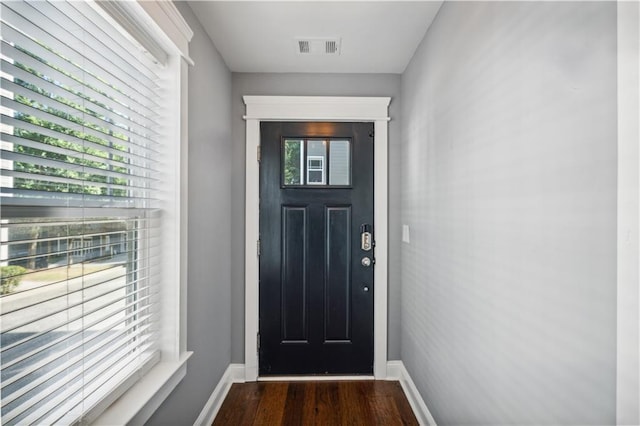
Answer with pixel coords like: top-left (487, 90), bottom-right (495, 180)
top-left (361, 224), bottom-right (372, 251)
top-left (361, 256), bottom-right (372, 267)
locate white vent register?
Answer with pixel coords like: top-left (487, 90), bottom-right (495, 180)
top-left (295, 37), bottom-right (341, 55)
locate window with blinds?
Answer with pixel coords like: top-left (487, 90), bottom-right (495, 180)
top-left (1, 1), bottom-right (165, 424)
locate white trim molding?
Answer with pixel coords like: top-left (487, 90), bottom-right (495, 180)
top-left (387, 361), bottom-right (438, 426)
top-left (243, 96), bottom-right (391, 381)
top-left (97, 1), bottom-right (194, 65)
top-left (243, 96), bottom-right (392, 122)
top-left (138, 0), bottom-right (193, 62)
top-left (94, 353), bottom-right (193, 426)
top-left (193, 364), bottom-right (245, 426)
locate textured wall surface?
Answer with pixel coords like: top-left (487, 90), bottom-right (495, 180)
top-left (146, 2), bottom-right (233, 424)
top-left (399, 2), bottom-right (618, 424)
top-left (230, 73), bottom-right (402, 362)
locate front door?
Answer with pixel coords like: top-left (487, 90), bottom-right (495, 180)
top-left (259, 122), bottom-right (374, 375)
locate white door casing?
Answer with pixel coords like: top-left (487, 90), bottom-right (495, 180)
top-left (243, 96), bottom-right (390, 380)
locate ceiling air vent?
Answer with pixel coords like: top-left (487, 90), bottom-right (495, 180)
top-left (298, 40), bottom-right (310, 54)
top-left (295, 38), bottom-right (341, 55)
top-left (325, 40), bottom-right (338, 54)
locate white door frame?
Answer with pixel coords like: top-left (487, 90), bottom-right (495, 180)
top-left (243, 96), bottom-right (391, 381)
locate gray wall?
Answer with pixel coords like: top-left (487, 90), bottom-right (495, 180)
top-left (617, 3), bottom-right (640, 424)
top-left (146, 2), bottom-right (233, 425)
top-left (399, 2), bottom-right (618, 425)
top-left (231, 73), bottom-right (402, 362)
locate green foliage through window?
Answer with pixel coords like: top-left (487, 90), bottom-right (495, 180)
top-left (8, 55), bottom-right (134, 197)
top-left (283, 140), bottom-right (302, 185)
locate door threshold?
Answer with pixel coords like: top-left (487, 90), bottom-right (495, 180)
top-left (258, 375), bottom-right (375, 382)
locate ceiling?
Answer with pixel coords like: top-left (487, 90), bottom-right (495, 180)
top-left (186, 1), bottom-right (443, 74)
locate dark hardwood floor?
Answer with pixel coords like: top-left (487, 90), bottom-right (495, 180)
top-left (212, 380), bottom-right (418, 425)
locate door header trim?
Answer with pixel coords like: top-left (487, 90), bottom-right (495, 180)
top-left (243, 96), bottom-right (390, 381)
top-left (243, 96), bottom-right (390, 121)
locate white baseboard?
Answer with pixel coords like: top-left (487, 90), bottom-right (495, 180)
top-left (388, 360), bottom-right (437, 426)
top-left (194, 361), bottom-right (436, 426)
top-left (386, 360), bottom-right (404, 380)
top-left (193, 363), bottom-right (245, 426)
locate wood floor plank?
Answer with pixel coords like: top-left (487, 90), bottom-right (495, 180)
top-left (390, 382), bottom-right (420, 425)
top-left (237, 383), bottom-right (265, 425)
top-left (212, 384), bottom-right (249, 425)
top-left (312, 381), bottom-right (341, 425)
top-left (371, 380), bottom-right (401, 397)
top-left (212, 380), bottom-right (418, 425)
top-left (339, 381), bottom-right (374, 425)
top-left (281, 382), bottom-right (306, 424)
top-left (300, 381), bottom-right (317, 422)
top-left (252, 382), bottom-right (288, 425)
top-left (371, 395), bottom-right (404, 426)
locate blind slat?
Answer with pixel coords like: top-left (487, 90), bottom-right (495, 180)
top-left (50, 1), bottom-right (162, 86)
top-left (1, 313), bottom-right (154, 407)
top-left (0, 41), bottom-right (161, 128)
top-left (2, 130), bottom-right (159, 170)
top-left (33, 342), bottom-right (158, 426)
top-left (1, 225), bottom-right (158, 256)
top-left (1, 290), bottom-right (155, 363)
top-left (1, 145), bottom-right (156, 179)
top-left (1, 2), bottom-right (161, 107)
top-left (0, 147), bottom-right (157, 181)
top-left (1, 265), bottom-right (157, 324)
top-left (1, 94), bottom-right (160, 153)
top-left (1, 188), bottom-right (157, 208)
top-left (0, 108), bottom-right (161, 157)
top-left (3, 330), bottom-right (156, 424)
top-left (1, 169), bottom-right (156, 199)
top-left (0, 32), bottom-right (160, 126)
top-left (1, 293), bottom-right (156, 387)
top-left (1, 76), bottom-right (161, 143)
top-left (2, 265), bottom-right (158, 331)
top-left (1, 58), bottom-right (161, 136)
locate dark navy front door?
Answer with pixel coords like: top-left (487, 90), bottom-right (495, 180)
top-left (259, 122), bottom-right (375, 375)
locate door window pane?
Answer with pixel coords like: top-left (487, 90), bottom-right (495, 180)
top-left (282, 138), bottom-right (351, 186)
top-left (329, 140), bottom-right (351, 185)
top-left (306, 140), bottom-right (326, 185)
top-left (283, 139), bottom-right (304, 185)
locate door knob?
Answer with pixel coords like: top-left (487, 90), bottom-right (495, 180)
top-left (361, 256), bottom-right (372, 267)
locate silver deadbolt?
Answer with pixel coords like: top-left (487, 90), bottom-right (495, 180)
top-left (361, 256), bottom-right (372, 267)
top-left (361, 224), bottom-right (372, 251)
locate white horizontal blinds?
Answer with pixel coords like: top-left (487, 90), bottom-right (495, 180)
top-left (0, 0), bottom-right (163, 208)
top-left (0, 215), bottom-right (162, 425)
top-left (0, 1), bottom-right (165, 425)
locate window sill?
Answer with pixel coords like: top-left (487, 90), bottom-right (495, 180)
top-left (92, 352), bottom-right (193, 426)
